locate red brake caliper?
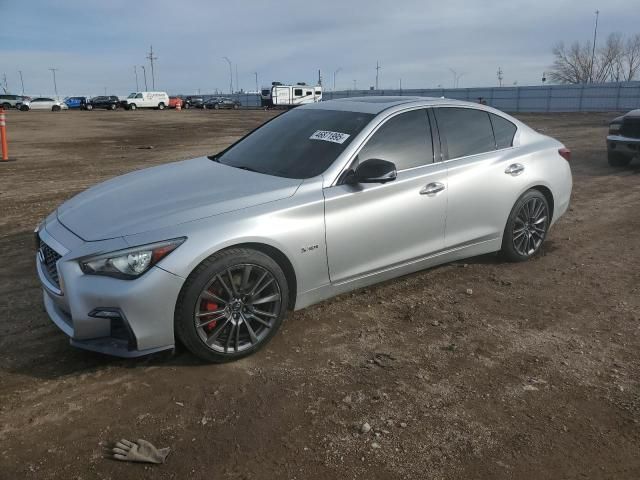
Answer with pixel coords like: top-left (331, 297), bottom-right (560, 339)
top-left (201, 300), bottom-right (219, 331)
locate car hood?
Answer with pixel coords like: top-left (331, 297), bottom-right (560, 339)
top-left (56, 157), bottom-right (302, 241)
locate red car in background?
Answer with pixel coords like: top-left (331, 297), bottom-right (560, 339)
top-left (169, 97), bottom-right (184, 109)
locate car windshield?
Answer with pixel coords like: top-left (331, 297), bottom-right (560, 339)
top-left (215, 109), bottom-right (374, 179)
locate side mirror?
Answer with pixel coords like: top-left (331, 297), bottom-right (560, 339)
top-left (351, 159), bottom-right (397, 184)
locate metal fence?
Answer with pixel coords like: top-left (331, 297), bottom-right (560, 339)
top-left (202, 81), bottom-right (640, 112)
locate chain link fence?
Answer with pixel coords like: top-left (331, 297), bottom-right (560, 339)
top-left (199, 81), bottom-right (640, 112)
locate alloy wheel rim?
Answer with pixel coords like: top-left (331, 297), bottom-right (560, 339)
top-left (512, 197), bottom-right (548, 256)
top-left (194, 264), bottom-right (281, 354)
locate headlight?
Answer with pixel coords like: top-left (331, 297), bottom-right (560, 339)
top-left (609, 123), bottom-right (622, 135)
top-left (79, 238), bottom-right (185, 279)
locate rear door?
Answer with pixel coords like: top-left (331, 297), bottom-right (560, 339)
top-left (323, 108), bottom-right (447, 283)
top-left (434, 107), bottom-right (522, 248)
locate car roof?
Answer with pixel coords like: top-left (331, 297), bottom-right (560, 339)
top-left (301, 96), bottom-right (492, 114)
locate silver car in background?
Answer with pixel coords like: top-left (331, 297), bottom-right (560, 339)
top-left (36, 97), bottom-right (572, 362)
top-left (20, 97), bottom-right (69, 111)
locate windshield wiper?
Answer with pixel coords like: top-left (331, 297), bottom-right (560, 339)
top-left (234, 165), bottom-right (260, 173)
top-left (207, 154), bottom-right (220, 162)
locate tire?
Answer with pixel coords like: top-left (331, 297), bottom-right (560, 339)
top-left (20, 105), bottom-right (29, 111)
top-left (109, 104), bottom-right (116, 110)
top-left (233, 104), bottom-right (239, 110)
top-left (501, 189), bottom-right (550, 262)
top-left (184, 103), bottom-right (190, 109)
top-left (129, 103), bottom-right (137, 111)
top-left (175, 248), bottom-right (289, 363)
top-left (608, 150), bottom-right (631, 167)
top-left (86, 104), bottom-right (93, 110)
top-left (2, 102), bottom-right (10, 109)
top-left (158, 102), bottom-right (165, 110)
top-left (213, 103), bottom-right (219, 110)
top-left (52, 105), bottom-right (61, 112)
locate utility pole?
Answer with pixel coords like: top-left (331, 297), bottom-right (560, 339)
top-left (318, 69), bottom-right (322, 86)
top-left (375, 61), bottom-right (381, 90)
top-left (146, 45), bottom-right (157, 89)
top-left (104, 87), bottom-right (107, 96)
top-left (48, 68), bottom-right (59, 98)
top-left (222, 57), bottom-right (233, 94)
top-left (254, 72), bottom-right (258, 93)
top-left (333, 68), bottom-right (341, 90)
top-left (18, 70), bottom-right (25, 95)
top-left (399, 78), bottom-right (402, 91)
top-left (235, 64), bottom-right (239, 93)
top-left (590, 10), bottom-right (600, 84)
top-left (1, 74), bottom-right (7, 94)
top-left (449, 68), bottom-right (464, 88)
top-left (497, 67), bottom-right (504, 87)
top-left (353, 79), bottom-right (357, 90)
top-left (141, 65), bottom-right (148, 90)
top-left (134, 66), bottom-right (139, 91)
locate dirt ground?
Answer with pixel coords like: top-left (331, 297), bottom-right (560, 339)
top-left (0, 108), bottom-right (639, 480)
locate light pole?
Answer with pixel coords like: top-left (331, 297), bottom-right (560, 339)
top-left (18, 70), bottom-right (24, 95)
top-left (589, 10), bottom-right (600, 83)
top-left (449, 68), bottom-right (465, 88)
top-left (48, 68), bottom-right (59, 98)
top-left (222, 57), bottom-right (233, 94)
top-left (134, 66), bottom-right (139, 91)
top-left (333, 68), bottom-right (341, 91)
top-left (353, 79), bottom-right (357, 90)
top-left (254, 72), bottom-right (258, 93)
top-left (141, 65), bottom-right (148, 90)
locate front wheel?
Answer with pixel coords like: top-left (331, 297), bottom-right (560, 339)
top-left (20, 105), bottom-right (29, 111)
top-left (608, 151), bottom-right (631, 167)
top-left (129, 103), bottom-right (137, 111)
top-left (233, 104), bottom-right (239, 110)
top-left (1, 102), bottom-right (10, 109)
top-left (213, 103), bottom-right (219, 109)
top-left (52, 105), bottom-right (61, 112)
top-left (501, 190), bottom-right (550, 262)
top-left (175, 248), bottom-right (289, 363)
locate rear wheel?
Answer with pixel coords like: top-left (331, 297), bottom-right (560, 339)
top-left (233, 103), bottom-right (239, 110)
top-left (109, 104), bottom-right (116, 110)
top-left (608, 150), bottom-right (632, 167)
top-left (501, 190), bottom-right (550, 262)
top-left (86, 104), bottom-right (93, 110)
top-left (158, 102), bottom-right (165, 110)
top-left (20, 105), bottom-right (29, 111)
top-left (213, 103), bottom-right (219, 110)
top-left (175, 248), bottom-right (289, 363)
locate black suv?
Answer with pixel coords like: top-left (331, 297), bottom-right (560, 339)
top-left (88, 96), bottom-right (120, 110)
top-left (607, 109), bottom-right (640, 166)
top-left (184, 96), bottom-right (204, 109)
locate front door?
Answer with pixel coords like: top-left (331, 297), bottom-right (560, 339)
top-left (323, 108), bottom-right (447, 284)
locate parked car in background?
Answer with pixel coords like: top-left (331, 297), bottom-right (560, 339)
top-left (122, 91), bottom-right (170, 110)
top-left (169, 97), bottom-right (184, 109)
top-left (64, 97), bottom-right (88, 110)
top-left (88, 95), bottom-right (120, 110)
top-left (35, 97), bottom-right (572, 362)
top-left (607, 109), bottom-right (640, 166)
top-left (0, 94), bottom-right (29, 109)
top-left (184, 96), bottom-right (204, 109)
top-left (204, 97), bottom-right (241, 110)
top-left (19, 97), bottom-right (68, 111)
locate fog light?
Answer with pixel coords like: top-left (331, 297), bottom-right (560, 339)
top-left (89, 309), bottom-right (122, 319)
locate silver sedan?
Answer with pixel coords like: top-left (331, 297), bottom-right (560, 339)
top-left (36, 97), bottom-right (572, 362)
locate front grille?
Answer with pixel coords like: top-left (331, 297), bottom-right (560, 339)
top-left (621, 118), bottom-right (640, 139)
top-left (39, 240), bottom-right (62, 288)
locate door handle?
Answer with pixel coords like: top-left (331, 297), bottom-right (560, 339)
top-left (505, 163), bottom-right (525, 176)
top-left (420, 182), bottom-right (445, 195)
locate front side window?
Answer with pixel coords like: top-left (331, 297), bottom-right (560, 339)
top-left (135, 93), bottom-right (143, 99)
top-left (294, 89), bottom-right (303, 96)
top-left (357, 109), bottom-right (433, 171)
top-left (216, 109), bottom-right (374, 179)
top-left (436, 107), bottom-right (495, 159)
top-left (489, 113), bottom-right (517, 149)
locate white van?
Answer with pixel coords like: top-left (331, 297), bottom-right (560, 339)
top-left (123, 91), bottom-right (170, 110)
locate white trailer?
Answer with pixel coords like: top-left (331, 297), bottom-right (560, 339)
top-left (268, 83), bottom-right (322, 108)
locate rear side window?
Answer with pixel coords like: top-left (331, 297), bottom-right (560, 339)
top-left (357, 109), bottom-right (433, 170)
top-left (489, 113), bottom-right (517, 148)
top-left (435, 107), bottom-right (495, 159)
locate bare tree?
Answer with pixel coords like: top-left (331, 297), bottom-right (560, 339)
top-left (549, 32), bottom-right (640, 84)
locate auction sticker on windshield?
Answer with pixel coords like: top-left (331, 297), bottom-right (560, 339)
top-left (309, 130), bottom-right (351, 144)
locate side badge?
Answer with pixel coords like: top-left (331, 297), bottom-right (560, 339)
top-left (301, 244), bottom-right (319, 254)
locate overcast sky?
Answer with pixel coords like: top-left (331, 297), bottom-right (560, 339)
top-left (1, 0), bottom-right (638, 97)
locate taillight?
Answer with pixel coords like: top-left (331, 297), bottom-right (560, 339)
top-left (558, 147), bottom-right (571, 162)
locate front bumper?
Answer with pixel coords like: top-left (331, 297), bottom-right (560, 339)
top-left (36, 217), bottom-right (184, 358)
top-left (607, 135), bottom-right (640, 157)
